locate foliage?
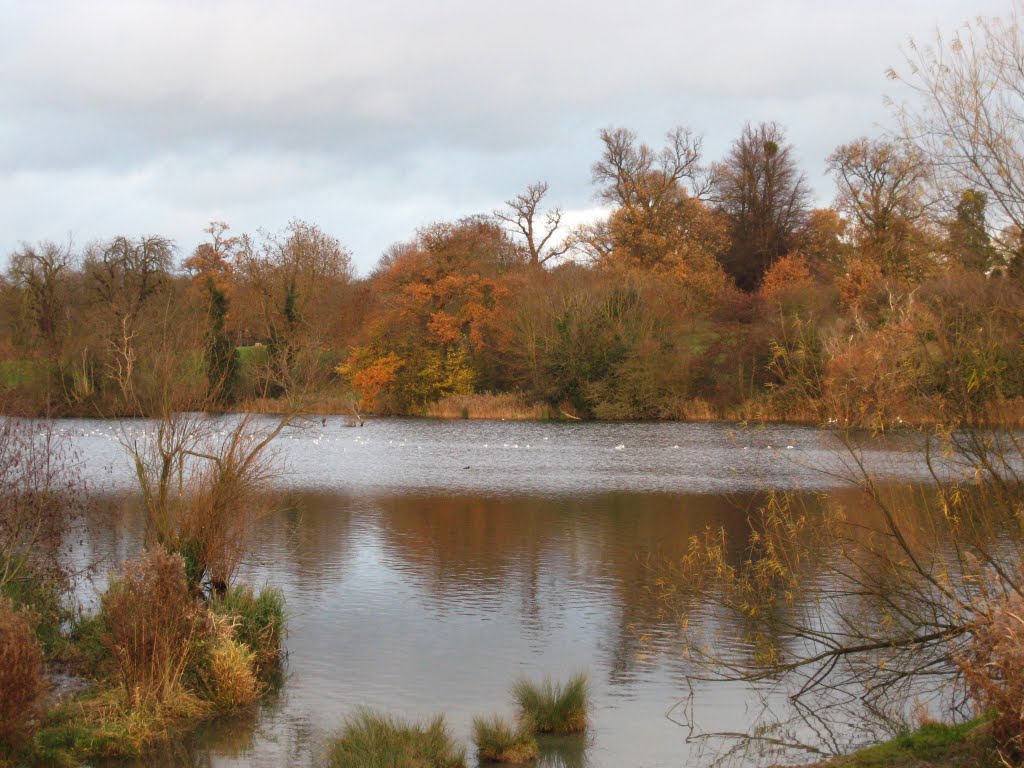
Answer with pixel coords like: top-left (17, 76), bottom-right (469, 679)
top-left (510, 673), bottom-right (590, 734)
top-left (126, 412), bottom-right (287, 591)
top-left (324, 709), bottom-right (467, 768)
top-left (0, 597), bottom-right (46, 749)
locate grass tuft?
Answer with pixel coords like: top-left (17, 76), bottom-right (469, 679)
top-left (511, 672), bottom-right (590, 734)
top-left (325, 708), bottom-right (467, 768)
top-left (211, 584), bottom-right (285, 676)
top-left (472, 714), bottom-right (539, 763)
top-left (205, 635), bottom-right (262, 710)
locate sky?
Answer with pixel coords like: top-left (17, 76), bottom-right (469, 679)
top-left (0, 0), bottom-right (1012, 275)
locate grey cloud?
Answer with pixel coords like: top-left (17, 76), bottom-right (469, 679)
top-left (0, 0), bottom-right (1010, 272)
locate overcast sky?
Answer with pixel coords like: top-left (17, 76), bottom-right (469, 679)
top-left (0, 0), bottom-right (1011, 274)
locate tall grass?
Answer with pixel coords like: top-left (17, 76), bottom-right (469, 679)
top-left (325, 708), bottom-right (466, 768)
top-left (472, 714), bottom-right (538, 763)
top-left (511, 673), bottom-right (590, 734)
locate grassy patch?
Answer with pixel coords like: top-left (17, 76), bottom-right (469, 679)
top-left (511, 673), bottom-right (590, 735)
top-left (825, 719), bottom-right (998, 768)
top-left (325, 708), bottom-right (466, 768)
top-left (472, 714), bottom-right (538, 764)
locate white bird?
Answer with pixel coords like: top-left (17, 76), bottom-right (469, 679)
top-left (614, 444), bottom-right (625, 451)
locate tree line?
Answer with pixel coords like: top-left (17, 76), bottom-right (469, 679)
top-left (4, 12), bottom-right (1024, 425)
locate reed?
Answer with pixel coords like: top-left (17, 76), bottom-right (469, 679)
top-left (424, 392), bottom-right (550, 421)
top-left (510, 672), bottom-right (590, 734)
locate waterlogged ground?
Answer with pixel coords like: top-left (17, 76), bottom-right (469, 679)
top-left (61, 417), bottom-right (942, 767)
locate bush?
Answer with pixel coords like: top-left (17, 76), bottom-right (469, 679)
top-left (101, 547), bottom-right (209, 705)
top-left (0, 597), bottom-right (46, 747)
top-left (959, 590), bottom-right (1024, 762)
top-left (511, 673), bottom-right (590, 734)
top-left (211, 584), bottom-right (285, 676)
top-left (472, 714), bottom-right (538, 763)
top-left (325, 708), bottom-right (466, 768)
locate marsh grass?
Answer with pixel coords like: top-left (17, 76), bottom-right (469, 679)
top-left (204, 635), bottom-right (261, 710)
top-left (472, 714), bottom-right (539, 763)
top-left (424, 393), bottom-right (551, 420)
top-left (211, 584), bottom-right (285, 676)
top-left (23, 685), bottom-right (212, 765)
top-left (511, 673), bottom-right (590, 734)
top-left (325, 708), bottom-right (467, 768)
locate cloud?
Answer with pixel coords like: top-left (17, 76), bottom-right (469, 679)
top-left (0, 0), bottom-right (1010, 272)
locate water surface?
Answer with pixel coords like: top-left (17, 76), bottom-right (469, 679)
top-left (64, 417), bottom-right (938, 767)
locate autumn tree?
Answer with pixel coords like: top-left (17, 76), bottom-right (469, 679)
top-left (713, 122), bottom-right (810, 291)
top-left (343, 217), bottom-right (519, 411)
top-left (826, 137), bottom-right (933, 280)
top-left (890, 6), bottom-right (1024, 261)
top-left (586, 127), bottom-right (721, 271)
top-left (185, 222), bottom-right (241, 405)
top-left (947, 189), bottom-right (997, 273)
top-left (236, 220), bottom-right (353, 399)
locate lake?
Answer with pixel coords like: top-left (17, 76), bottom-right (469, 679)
top-left (60, 417), bottom-right (938, 767)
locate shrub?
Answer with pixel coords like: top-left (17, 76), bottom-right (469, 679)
top-left (0, 597), bottom-right (46, 747)
top-left (211, 584), bottom-right (285, 676)
top-left (511, 673), bottom-right (590, 734)
top-left (959, 590), bottom-right (1024, 762)
top-left (472, 714), bottom-right (538, 763)
top-left (101, 547), bottom-right (209, 705)
top-left (325, 708), bottom-right (466, 768)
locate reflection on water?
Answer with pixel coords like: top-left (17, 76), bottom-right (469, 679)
top-left (62, 418), bottom-right (942, 767)
top-left (83, 485), bottom-right (876, 768)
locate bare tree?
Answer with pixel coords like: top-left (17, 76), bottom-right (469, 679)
top-left (494, 182), bottom-right (574, 267)
top-left (84, 235), bottom-right (174, 407)
top-left (889, 4), bottom-right (1024, 263)
top-left (6, 240), bottom-right (73, 363)
top-left (592, 126), bottom-right (712, 211)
